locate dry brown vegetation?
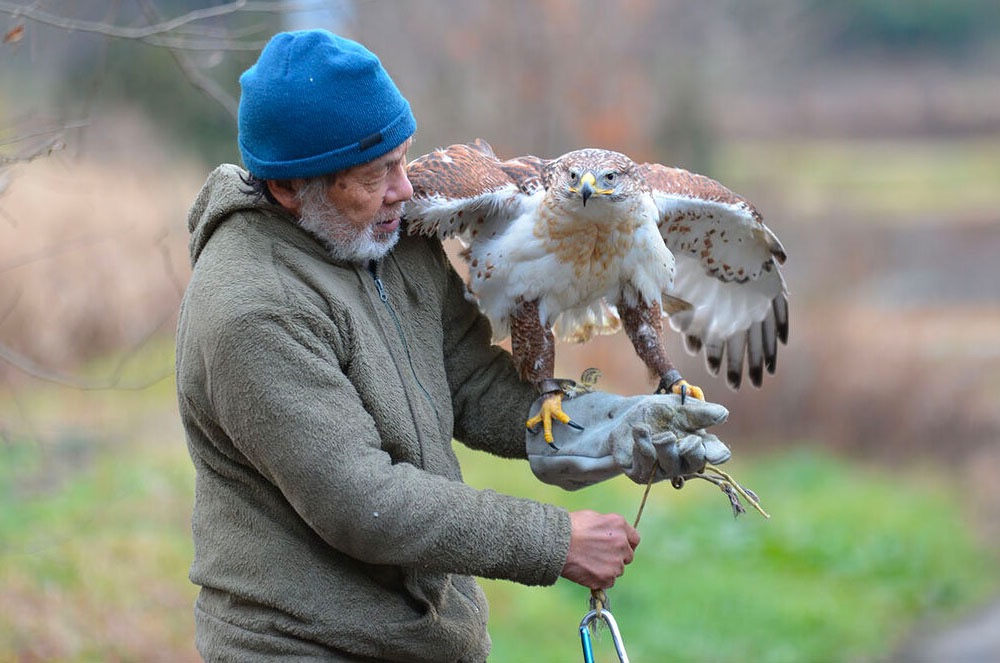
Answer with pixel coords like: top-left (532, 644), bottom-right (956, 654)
top-left (1, 110), bottom-right (199, 385)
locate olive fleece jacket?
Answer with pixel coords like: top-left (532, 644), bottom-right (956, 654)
top-left (175, 164), bottom-right (572, 662)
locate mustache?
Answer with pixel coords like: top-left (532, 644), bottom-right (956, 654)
top-left (375, 204), bottom-right (403, 224)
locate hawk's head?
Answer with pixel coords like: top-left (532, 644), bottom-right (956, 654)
top-left (544, 149), bottom-right (643, 208)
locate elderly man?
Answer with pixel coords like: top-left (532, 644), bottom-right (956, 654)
top-left (176, 29), bottom-right (729, 662)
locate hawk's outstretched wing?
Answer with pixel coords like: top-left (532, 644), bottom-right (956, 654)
top-left (638, 163), bottom-right (789, 389)
top-left (404, 139), bottom-right (547, 243)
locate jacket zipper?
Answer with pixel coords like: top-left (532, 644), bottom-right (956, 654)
top-left (368, 261), bottom-right (481, 616)
top-left (367, 261), bottom-right (439, 420)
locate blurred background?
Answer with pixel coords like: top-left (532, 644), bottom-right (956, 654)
top-left (2, 1), bottom-right (999, 660)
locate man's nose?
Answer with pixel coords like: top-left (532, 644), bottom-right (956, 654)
top-left (385, 166), bottom-right (413, 205)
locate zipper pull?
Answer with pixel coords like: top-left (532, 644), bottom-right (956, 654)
top-left (368, 260), bottom-right (388, 302)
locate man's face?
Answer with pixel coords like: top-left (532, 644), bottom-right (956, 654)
top-left (295, 139), bottom-right (414, 263)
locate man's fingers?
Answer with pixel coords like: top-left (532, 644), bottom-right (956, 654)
top-left (563, 511), bottom-right (642, 589)
top-left (626, 524), bottom-right (641, 550)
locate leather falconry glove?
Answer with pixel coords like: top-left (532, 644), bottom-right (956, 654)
top-left (526, 390), bottom-right (731, 491)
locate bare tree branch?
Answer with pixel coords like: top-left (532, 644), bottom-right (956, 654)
top-left (0, 119), bottom-right (89, 166)
top-left (0, 0), bottom-right (250, 41)
top-left (0, 0), bottom-right (329, 48)
top-left (136, 0), bottom-right (239, 117)
top-left (0, 0), bottom-right (329, 390)
top-left (0, 231), bottom-right (115, 274)
top-left (136, 33), bottom-right (268, 51)
top-left (0, 341), bottom-right (174, 391)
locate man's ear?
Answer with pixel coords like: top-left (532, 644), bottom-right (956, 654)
top-left (266, 179), bottom-right (303, 214)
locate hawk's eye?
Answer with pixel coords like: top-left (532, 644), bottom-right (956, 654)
top-left (603, 172), bottom-right (617, 184)
top-left (569, 170), bottom-right (579, 182)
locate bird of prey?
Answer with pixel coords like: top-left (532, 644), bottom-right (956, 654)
top-left (404, 139), bottom-right (788, 445)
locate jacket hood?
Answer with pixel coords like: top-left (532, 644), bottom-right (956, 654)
top-left (187, 164), bottom-right (288, 265)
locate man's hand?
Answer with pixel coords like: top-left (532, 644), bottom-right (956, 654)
top-left (560, 510), bottom-right (640, 590)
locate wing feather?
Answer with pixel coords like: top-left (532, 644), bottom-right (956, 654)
top-left (746, 320), bottom-right (765, 387)
top-left (404, 139), bottom-right (545, 242)
top-left (638, 162), bottom-right (789, 389)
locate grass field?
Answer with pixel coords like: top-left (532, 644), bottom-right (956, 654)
top-left (462, 446), bottom-right (1000, 662)
top-left (2, 356), bottom-right (998, 661)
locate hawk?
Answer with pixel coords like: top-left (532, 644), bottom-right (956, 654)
top-left (404, 139), bottom-right (788, 445)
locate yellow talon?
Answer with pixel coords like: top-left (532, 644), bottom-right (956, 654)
top-left (525, 392), bottom-right (574, 446)
top-left (672, 379), bottom-right (705, 402)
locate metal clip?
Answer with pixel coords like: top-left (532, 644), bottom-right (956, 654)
top-left (579, 608), bottom-right (631, 663)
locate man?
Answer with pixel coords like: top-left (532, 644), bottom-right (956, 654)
top-left (176, 29), bottom-right (729, 661)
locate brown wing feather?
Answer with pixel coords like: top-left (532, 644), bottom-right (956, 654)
top-left (404, 140), bottom-right (548, 239)
top-left (407, 140), bottom-right (511, 201)
top-left (498, 155), bottom-right (547, 195)
top-left (638, 162), bottom-right (786, 265)
top-left (407, 139), bottom-right (548, 201)
top-left (638, 163), bottom-right (760, 218)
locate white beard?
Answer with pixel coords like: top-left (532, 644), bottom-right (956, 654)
top-left (296, 184), bottom-right (400, 264)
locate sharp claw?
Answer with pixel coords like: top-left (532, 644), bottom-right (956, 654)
top-left (665, 378), bottom-right (706, 404)
top-left (525, 392), bottom-right (576, 447)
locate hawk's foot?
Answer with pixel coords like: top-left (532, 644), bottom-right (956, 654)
top-left (655, 371), bottom-right (705, 405)
top-left (526, 391), bottom-right (583, 447)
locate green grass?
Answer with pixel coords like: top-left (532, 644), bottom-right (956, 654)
top-left (458, 445), bottom-right (999, 662)
top-left (2, 363), bottom-right (997, 660)
top-left (0, 430), bottom-right (198, 661)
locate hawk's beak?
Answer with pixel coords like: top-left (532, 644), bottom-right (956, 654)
top-left (579, 172), bottom-right (596, 206)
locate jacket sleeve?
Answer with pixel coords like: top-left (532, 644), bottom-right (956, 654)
top-left (205, 306), bottom-right (570, 586)
top-left (433, 248), bottom-right (539, 458)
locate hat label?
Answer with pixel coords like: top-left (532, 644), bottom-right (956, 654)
top-left (358, 131), bottom-right (384, 151)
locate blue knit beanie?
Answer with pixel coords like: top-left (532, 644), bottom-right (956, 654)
top-left (237, 30), bottom-right (416, 179)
